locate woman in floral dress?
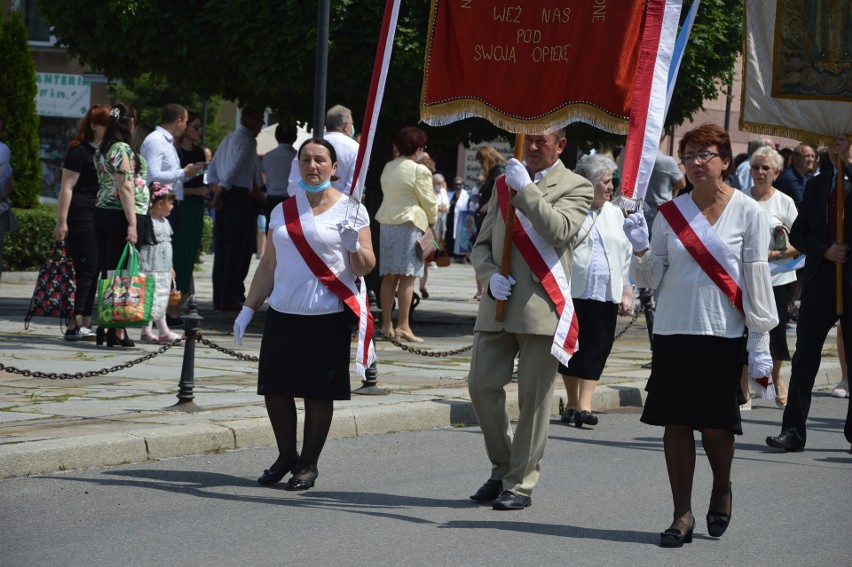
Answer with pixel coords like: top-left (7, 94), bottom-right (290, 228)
top-left (93, 102), bottom-right (150, 347)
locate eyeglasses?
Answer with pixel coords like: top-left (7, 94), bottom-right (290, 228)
top-left (190, 124), bottom-right (203, 131)
top-left (681, 150), bottom-right (720, 165)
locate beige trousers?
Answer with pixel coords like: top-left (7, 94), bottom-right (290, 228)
top-left (468, 330), bottom-right (558, 497)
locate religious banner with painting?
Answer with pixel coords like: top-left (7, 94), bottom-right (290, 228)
top-left (740, 0), bottom-right (852, 143)
top-left (420, 0), bottom-right (650, 134)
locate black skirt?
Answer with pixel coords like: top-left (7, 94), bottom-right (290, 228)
top-left (641, 334), bottom-right (744, 434)
top-left (557, 299), bottom-right (618, 380)
top-left (257, 309), bottom-right (353, 400)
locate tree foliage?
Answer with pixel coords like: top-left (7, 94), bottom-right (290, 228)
top-left (37, 0), bottom-right (741, 154)
top-left (0, 11), bottom-right (41, 208)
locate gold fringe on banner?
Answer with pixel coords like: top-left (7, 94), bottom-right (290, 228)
top-left (420, 98), bottom-right (629, 136)
top-left (738, 118), bottom-right (840, 148)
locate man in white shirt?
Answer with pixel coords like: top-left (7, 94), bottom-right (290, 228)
top-left (286, 104), bottom-right (360, 199)
top-left (207, 107), bottom-right (265, 311)
top-left (260, 123), bottom-right (297, 221)
top-left (140, 104), bottom-right (206, 202)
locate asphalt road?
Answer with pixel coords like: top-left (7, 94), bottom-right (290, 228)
top-left (1, 396), bottom-right (849, 567)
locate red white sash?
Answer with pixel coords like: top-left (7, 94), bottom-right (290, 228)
top-left (496, 177), bottom-right (578, 365)
top-left (282, 194), bottom-right (376, 377)
top-left (658, 196), bottom-right (744, 312)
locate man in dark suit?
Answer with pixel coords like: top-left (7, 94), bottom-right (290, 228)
top-left (766, 134), bottom-right (852, 453)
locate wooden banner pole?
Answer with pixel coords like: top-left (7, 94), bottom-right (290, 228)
top-left (495, 134), bottom-right (525, 321)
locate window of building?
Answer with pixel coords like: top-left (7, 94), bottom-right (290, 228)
top-left (12, 0), bottom-right (55, 45)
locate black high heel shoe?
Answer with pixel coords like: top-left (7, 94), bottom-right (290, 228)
top-left (257, 452), bottom-right (299, 485)
top-left (284, 466), bottom-right (318, 491)
top-left (660, 519), bottom-right (695, 548)
top-left (707, 485), bottom-right (733, 537)
top-left (96, 327), bottom-right (106, 346)
top-left (106, 328), bottom-right (135, 348)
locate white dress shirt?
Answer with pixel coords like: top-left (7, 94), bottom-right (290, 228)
top-left (140, 126), bottom-right (186, 200)
top-left (287, 131), bottom-right (361, 198)
top-left (630, 190), bottom-right (778, 337)
top-left (261, 143), bottom-right (296, 197)
top-left (207, 125), bottom-right (260, 190)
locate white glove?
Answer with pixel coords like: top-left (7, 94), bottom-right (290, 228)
top-left (748, 351), bottom-right (773, 379)
top-left (338, 219), bottom-right (361, 253)
top-left (233, 306), bottom-right (255, 346)
top-left (489, 273), bottom-right (517, 301)
top-left (623, 212), bottom-right (650, 252)
top-left (505, 158), bottom-right (533, 192)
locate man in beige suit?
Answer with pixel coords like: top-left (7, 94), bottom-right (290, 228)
top-left (468, 128), bottom-right (593, 510)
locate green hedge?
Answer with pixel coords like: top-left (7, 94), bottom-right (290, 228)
top-left (4, 205), bottom-right (56, 271)
top-left (5, 207), bottom-right (214, 272)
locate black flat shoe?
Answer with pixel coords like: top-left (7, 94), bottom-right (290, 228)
top-left (257, 453), bottom-right (299, 485)
top-left (96, 327), bottom-right (106, 346)
top-left (469, 478), bottom-right (502, 503)
top-left (492, 490), bottom-right (531, 510)
top-left (577, 410), bottom-right (598, 426)
top-left (560, 408), bottom-right (578, 424)
top-left (660, 521), bottom-right (694, 548)
top-left (707, 485), bottom-right (733, 537)
top-left (284, 467), bottom-right (318, 491)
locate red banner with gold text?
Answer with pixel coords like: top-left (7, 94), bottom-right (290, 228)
top-left (420, 0), bottom-right (648, 134)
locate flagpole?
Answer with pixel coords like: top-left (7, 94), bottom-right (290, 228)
top-left (836, 167), bottom-right (844, 315)
top-left (495, 134), bottom-right (524, 321)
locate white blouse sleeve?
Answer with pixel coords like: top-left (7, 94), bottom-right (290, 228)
top-left (742, 206), bottom-right (779, 350)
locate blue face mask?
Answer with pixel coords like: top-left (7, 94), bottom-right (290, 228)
top-left (299, 178), bottom-right (332, 193)
top-left (349, 124), bottom-right (357, 139)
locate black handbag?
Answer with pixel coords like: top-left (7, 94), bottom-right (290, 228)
top-left (24, 242), bottom-right (76, 329)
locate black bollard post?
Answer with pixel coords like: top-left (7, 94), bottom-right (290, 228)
top-left (353, 360), bottom-right (387, 395)
top-left (166, 295), bottom-right (205, 412)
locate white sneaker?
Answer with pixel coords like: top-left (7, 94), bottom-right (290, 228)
top-left (831, 382), bottom-right (849, 398)
top-left (740, 398), bottom-right (752, 411)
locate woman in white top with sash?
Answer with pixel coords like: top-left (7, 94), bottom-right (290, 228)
top-left (744, 146), bottom-right (799, 408)
top-left (233, 138), bottom-right (375, 491)
top-left (558, 154), bottom-right (633, 428)
top-left (624, 124), bottom-right (777, 547)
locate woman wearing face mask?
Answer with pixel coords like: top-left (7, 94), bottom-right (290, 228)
top-left (234, 138), bottom-right (375, 491)
top-left (375, 126), bottom-right (438, 342)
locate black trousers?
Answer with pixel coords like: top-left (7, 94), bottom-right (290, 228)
top-left (66, 220), bottom-right (99, 318)
top-left (782, 262), bottom-right (852, 445)
top-left (212, 186), bottom-right (254, 308)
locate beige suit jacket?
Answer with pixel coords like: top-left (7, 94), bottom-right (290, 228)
top-left (472, 161), bottom-right (593, 336)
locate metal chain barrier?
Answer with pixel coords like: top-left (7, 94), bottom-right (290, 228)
top-left (2, 311), bottom-right (644, 380)
top-left (613, 309), bottom-right (641, 340)
top-left (195, 333), bottom-right (259, 362)
top-left (375, 329), bottom-right (473, 357)
top-left (0, 340), bottom-right (181, 380)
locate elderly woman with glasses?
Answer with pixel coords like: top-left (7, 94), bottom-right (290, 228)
top-left (623, 124), bottom-right (777, 547)
top-left (742, 146), bottom-right (799, 408)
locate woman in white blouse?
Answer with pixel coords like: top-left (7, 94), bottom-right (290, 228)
top-left (744, 146), bottom-right (799, 407)
top-left (558, 154), bottom-right (633, 428)
top-left (624, 124), bottom-right (777, 547)
top-left (233, 138), bottom-right (375, 491)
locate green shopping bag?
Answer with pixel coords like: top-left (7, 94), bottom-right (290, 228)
top-left (96, 242), bottom-right (154, 328)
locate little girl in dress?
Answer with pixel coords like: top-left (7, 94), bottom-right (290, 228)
top-left (138, 182), bottom-right (181, 343)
